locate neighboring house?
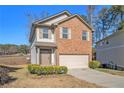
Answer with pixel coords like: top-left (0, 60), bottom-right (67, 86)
top-left (29, 11), bottom-right (93, 69)
top-left (96, 30), bottom-right (124, 68)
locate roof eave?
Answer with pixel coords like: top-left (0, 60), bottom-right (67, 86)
top-left (33, 10), bottom-right (71, 25)
top-left (54, 14), bottom-right (94, 31)
top-left (96, 30), bottom-right (124, 44)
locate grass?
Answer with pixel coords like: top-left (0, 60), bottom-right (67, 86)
top-left (96, 68), bottom-right (124, 77)
top-left (0, 65), bottom-right (101, 88)
top-left (0, 55), bottom-right (28, 65)
top-left (0, 55), bottom-right (101, 88)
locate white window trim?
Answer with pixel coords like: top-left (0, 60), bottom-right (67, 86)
top-left (60, 27), bottom-right (71, 39)
top-left (82, 31), bottom-right (90, 41)
top-left (60, 27), bottom-right (63, 38)
top-left (68, 28), bottom-right (71, 39)
top-left (87, 32), bottom-right (90, 41)
top-left (43, 27), bottom-right (49, 39)
top-left (37, 28), bottom-right (54, 42)
top-left (51, 49), bottom-right (55, 65)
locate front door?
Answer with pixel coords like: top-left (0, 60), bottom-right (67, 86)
top-left (40, 49), bottom-right (51, 66)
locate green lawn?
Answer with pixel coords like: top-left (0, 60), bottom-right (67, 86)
top-left (96, 68), bottom-right (124, 77)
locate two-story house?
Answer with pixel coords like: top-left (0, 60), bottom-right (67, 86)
top-left (96, 30), bottom-right (124, 69)
top-left (29, 11), bottom-right (93, 68)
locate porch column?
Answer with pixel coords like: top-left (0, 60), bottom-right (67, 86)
top-left (51, 49), bottom-right (55, 65)
top-left (36, 47), bottom-right (40, 64)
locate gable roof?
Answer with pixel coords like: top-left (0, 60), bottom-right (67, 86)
top-left (29, 11), bottom-right (94, 42)
top-left (53, 14), bottom-right (93, 31)
top-left (96, 30), bottom-right (124, 44)
top-left (33, 10), bottom-right (71, 24)
top-left (29, 11), bottom-right (71, 42)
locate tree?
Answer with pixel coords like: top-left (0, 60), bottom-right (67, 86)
top-left (108, 6), bottom-right (124, 31)
top-left (1, 44), bottom-right (10, 54)
top-left (118, 20), bottom-right (124, 30)
top-left (110, 6), bottom-right (124, 21)
top-left (95, 8), bottom-right (109, 38)
top-left (8, 45), bottom-right (18, 54)
top-left (80, 15), bottom-right (89, 24)
top-left (86, 5), bottom-right (97, 47)
top-left (18, 45), bottom-right (29, 54)
top-left (93, 5), bottom-right (124, 42)
top-left (0, 44), bottom-right (29, 55)
top-left (25, 11), bottom-right (49, 42)
top-left (87, 5), bottom-right (96, 27)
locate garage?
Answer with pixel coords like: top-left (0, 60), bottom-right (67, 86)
top-left (59, 55), bottom-right (89, 69)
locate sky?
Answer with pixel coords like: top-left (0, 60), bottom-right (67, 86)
top-left (0, 5), bottom-right (109, 45)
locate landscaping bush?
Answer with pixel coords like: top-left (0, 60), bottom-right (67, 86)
top-left (89, 60), bottom-right (101, 69)
top-left (0, 66), bottom-right (9, 85)
top-left (28, 64), bottom-right (40, 74)
top-left (28, 64), bottom-right (68, 75)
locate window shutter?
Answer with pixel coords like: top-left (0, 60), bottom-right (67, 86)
top-left (68, 28), bottom-right (71, 39)
top-left (48, 29), bottom-right (52, 39)
top-left (39, 29), bottom-right (43, 39)
top-left (60, 27), bottom-right (62, 38)
top-left (87, 32), bottom-right (90, 41)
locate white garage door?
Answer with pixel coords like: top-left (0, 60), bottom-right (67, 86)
top-left (59, 55), bottom-right (89, 69)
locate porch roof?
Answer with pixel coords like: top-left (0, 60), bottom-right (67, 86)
top-left (35, 42), bottom-right (57, 48)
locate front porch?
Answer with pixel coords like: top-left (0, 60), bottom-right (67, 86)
top-left (35, 42), bottom-right (57, 66)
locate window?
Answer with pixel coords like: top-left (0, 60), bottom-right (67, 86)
top-left (62, 27), bottom-right (68, 39)
top-left (82, 32), bottom-right (89, 40)
top-left (43, 27), bottom-right (49, 39)
top-left (100, 41), bottom-right (104, 46)
top-left (102, 41), bottom-right (104, 45)
top-left (106, 40), bottom-right (109, 44)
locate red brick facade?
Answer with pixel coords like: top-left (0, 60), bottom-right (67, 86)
top-left (55, 17), bottom-right (92, 61)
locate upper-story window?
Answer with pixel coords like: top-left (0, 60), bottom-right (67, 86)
top-left (100, 42), bottom-right (103, 46)
top-left (106, 40), bottom-right (109, 44)
top-left (82, 32), bottom-right (89, 41)
top-left (43, 27), bottom-right (49, 39)
top-left (62, 27), bottom-right (68, 39)
top-left (60, 27), bottom-right (71, 39)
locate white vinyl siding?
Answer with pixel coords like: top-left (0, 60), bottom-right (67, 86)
top-left (31, 46), bottom-right (37, 64)
top-left (43, 14), bottom-right (68, 25)
top-left (37, 28), bottom-right (54, 42)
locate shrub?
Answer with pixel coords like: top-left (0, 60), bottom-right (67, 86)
top-left (0, 66), bottom-right (9, 85)
top-left (27, 64), bottom-right (40, 74)
top-left (89, 60), bottom-right (101, 69)
top-left (28, 64), bottom-right (68, 75)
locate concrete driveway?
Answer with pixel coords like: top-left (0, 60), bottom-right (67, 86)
top-left (68, 68), bottom-right (124, 88)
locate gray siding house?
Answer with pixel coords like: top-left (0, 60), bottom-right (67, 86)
top-left (96, 30), bottom-right (124, 68)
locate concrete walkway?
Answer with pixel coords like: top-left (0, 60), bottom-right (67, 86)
top-left (68, 69), bottom-right (124, 88)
